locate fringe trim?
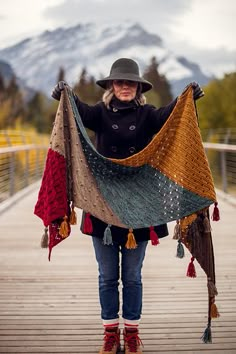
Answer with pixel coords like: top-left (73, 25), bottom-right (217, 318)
top-left (176, 239), bottom-right (185, 258)
top-left (149, 226), bottom-right (160, 245)
top-left (186, 256), bottom-right (197, 278)
top-left (203, 214), bottom-right (211, 233)
top-left (207, 279), bottom-right (218, 297)
top-left (210, 302), bottom-right (220, 318)
top-left (103, 224), bottom-right (113, 245)
top-left (125, 229), bottom-right (137, 249)
top-left (173, 220), bottom-right (181, 240)
top-left (212, 202), bottom-right (220, 221)
top-left (41, 227), bottom-right (48, 248)
top-left (201, 324), bottom-right (212, 343)
top-left (83, 213), bottom-right (93, 234)
top-left (69, 204), bottom-right (77, 225)
top-left (59, 215), bottom-right (69, 238)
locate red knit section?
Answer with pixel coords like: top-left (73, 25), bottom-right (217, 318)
top-left (34, 149), bottom-right (68, 226)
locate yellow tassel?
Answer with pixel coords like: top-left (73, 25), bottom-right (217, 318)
top-left (59, 215), bottom-right (69, 238)
top-left (125, 228), bottom-right (137, 249)
top-left (211, 303), bottom-right (220, 318)
top-left (70, 207), bottom-right (77, 225)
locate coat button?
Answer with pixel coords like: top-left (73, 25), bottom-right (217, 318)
top-left (112, 124), bottom-right (119, 130)
top-left (113, 107), bottom-right (118, 112)
top-left (129, 146), bottom-right (136, 154)
top-left (129, 125), bottom-right (136, 131)
top-left (111, 146), bottom-right (118, 152)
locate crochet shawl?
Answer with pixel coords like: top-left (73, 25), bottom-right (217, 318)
top-left (34, 86), bottom-right (219, 342)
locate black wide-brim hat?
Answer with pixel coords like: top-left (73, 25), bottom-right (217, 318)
top-left (96, 58), bottom-right (153, 93)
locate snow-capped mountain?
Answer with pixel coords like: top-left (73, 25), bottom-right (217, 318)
top-left (0, 22), bottom-right (212, 97)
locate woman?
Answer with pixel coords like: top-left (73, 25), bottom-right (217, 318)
top-left (52, 58), bottom-right (204, 354)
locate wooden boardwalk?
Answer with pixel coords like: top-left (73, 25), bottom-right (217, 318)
top-left (0, 184), bottom-right (236, 353)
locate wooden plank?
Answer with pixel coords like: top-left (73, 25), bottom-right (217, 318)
top-left (1, 343), bottom-right (236, 353)
top-left (0, 191), bottom-right (235, 353)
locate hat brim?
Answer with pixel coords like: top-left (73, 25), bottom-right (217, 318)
top-left (96, 73), bottom-right (153, 93)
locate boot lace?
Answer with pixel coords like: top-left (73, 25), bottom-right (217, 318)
top-left (125, 331), bottom-right (143, 352)
top-left (103, 331), bottom-right (120, 351)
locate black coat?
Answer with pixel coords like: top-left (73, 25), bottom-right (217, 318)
top-left (75, 95), bottom-right (177, 244)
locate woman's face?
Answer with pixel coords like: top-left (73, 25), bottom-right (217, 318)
top-left (112, 80), bottom-right (138, 102)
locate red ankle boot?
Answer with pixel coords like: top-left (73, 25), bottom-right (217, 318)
top-left (99, 327), bottom-right (121, 354)
top-left (123, 328), bottom-right (143, 354)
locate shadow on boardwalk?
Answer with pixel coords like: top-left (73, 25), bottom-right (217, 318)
top-left (0, 184), bottom-right (236, 353)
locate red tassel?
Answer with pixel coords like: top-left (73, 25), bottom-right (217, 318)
top-left (212, 202), bottom-right (220, 221)
top-left (186, 256), bottom-right (197, 278)
top-left (149, 226), bottom-right (160, 246)
top-left (83, 213), bottom-right (93, 234)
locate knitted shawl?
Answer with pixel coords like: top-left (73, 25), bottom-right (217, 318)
top-left (34, 86), bottom-right (219, 342)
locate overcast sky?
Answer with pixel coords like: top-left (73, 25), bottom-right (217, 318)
top-left (0, 0), bottom-right (236, 76)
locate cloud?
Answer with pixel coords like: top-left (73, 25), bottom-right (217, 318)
top-left (173, 0), bottom-right (236, 51)
top-left (168, 39), bottom-right (236, 77)
top-left (42, 0), bottom-right (192, 35)
top-left (194, 48), bottom-right (236, 77)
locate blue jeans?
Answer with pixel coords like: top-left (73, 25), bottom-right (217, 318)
top-left (92, 237), bottom-right (148, 321)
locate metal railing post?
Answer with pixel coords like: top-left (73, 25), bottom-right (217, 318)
top-left (0, 144), bottom-right (48, 202)
top-left (204, 141), bottom-right (236, 196)
top-left (220, 151), bottom-right (227, 193)
top-left (24, 150), bottom-right (29, 187)
top-left (9, 152), bottom-right (15, 196)
top-left (220, 130), bottom-right (230, 194)
top-left (35, 148), bottom-right (40, 179)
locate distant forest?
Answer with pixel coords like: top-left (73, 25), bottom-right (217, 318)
top-left (0, 56), bottom-right (235, 134)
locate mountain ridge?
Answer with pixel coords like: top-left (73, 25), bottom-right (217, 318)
top-left (0, 22), bottom-right (213, 97)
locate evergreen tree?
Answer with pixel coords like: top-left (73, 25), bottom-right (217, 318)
top-left (0, 73), bottom-right (5, 92)
top-left (73, 68), bottom-right (103, 104)
top-left (0, 73), bottom-right (5, 104)
top-left (5, 76), bottom-right (25, 126)
top-left (25, 92), bottom-right (49, 133)
top-left (7, 75), bottom-right (18, 96)
top-left (144, 57), bottom-right (173, 106)
top-left (86, 76), bottom-right (103, 104)
top-left (73, 68), bottom-right (88, 101)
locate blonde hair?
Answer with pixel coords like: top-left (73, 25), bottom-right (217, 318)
top-left (102, 83), bottom-right (146, 108)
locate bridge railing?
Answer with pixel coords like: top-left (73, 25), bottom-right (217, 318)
top-left (204, 142), bottom-right (236, 196)
top-left (0, 131), bottom-right (48, 202)
top-left (0, 132), bottom-right (236, 202)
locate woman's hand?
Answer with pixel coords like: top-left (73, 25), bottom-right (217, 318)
top-left (192, 82), bottom-right (205, 100)
top-left (183, 82), bottom-right (205, 100)
top-left (51, 81), bottom-right (68, 100)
